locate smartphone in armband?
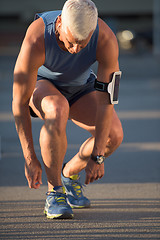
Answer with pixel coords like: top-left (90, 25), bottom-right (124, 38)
top-left (94, 71), bottom-right (122, 104)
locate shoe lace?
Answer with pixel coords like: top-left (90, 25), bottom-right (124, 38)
top-left (54, 194), bottom-right (66, 205)
top-left (71, 179), bottom-right (85, 198)
top-left (47, 192), bottom-right (67, 205)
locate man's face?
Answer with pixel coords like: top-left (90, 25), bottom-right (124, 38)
top-left (59, 26), bottom-right (93, 54)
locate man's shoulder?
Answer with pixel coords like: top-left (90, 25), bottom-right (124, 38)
top-left (23, 18), bottom-right (45, 57)
top-left (96, 18), bottom-right (119, 66)
top-left (98, 18), bottom-right (117, 45)
top-left (97, 18), bottom-right (118, 61)
top-left (35, 10), bottom-right (62, 24)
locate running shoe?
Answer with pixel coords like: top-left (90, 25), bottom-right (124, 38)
top-left (44, 186), bottom-right (73, 219)
top-left (61, 173), bottom-right (91, 208)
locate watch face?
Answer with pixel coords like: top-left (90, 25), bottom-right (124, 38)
top-left (91, 154), bottom-right (105, 164)
top-left (97, 156), bottom-right (105, 164)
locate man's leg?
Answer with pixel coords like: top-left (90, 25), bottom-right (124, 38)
top-left (29, 79), bottom-right (70, 191)
top-left (30, 80), bottom-right (73, 219)
top-left (63, 91), bottom-right (123, 178)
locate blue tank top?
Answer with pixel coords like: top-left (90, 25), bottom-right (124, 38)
top-left (35, 11), bottom-right (99, 86)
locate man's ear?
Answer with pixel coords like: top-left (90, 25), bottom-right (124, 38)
top-left (57, 15), bottom-right (62, 25)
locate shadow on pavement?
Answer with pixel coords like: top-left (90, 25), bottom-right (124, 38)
top-left (0, 198), bottom-right (160, 240)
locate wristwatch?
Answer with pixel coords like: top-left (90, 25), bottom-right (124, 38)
top-left (91, 154), bottom-right (105, 165)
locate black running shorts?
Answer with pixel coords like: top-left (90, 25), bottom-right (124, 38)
top-left (29, 73), bottom-right (96, 118)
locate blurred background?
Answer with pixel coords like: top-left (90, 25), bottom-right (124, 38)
top-left (0, 0), bottom-right (160, 56)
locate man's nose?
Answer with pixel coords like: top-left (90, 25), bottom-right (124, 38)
top-left (73, 44), bottom-right (80, 53)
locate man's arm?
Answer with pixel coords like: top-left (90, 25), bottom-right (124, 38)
top-left (85, 18), bottom-right (120, 184)
top-left (12, 18), bottom-right (45, 188)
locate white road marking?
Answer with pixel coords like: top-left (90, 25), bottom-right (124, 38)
top-left (1, 110), bottom-right (160, 121)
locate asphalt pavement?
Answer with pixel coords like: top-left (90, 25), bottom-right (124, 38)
top-left (0, 47), bottom-right (160, 239)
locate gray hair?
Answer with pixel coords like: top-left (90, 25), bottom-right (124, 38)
top-left (61, 0), bottom-right (98, 40)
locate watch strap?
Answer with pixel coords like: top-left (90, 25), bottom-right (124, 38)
top-left (91, 154), bottom-right (98, 161)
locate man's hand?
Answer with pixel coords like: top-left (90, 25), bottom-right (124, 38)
top-left (25, 158), bottom-right (42, 189)
top-left (85, 159), bottom-right (105, 184)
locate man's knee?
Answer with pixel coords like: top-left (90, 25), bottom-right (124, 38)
top-left (111, 123), bottom-right (123, 148)
top-left (43, 98), bottom-right (69, 133)
top-left (116, 125), bottom-right (123, 147)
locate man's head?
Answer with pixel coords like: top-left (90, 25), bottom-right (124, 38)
top-left (61, 0), bottom-right (98, 41)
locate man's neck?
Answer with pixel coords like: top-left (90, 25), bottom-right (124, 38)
top-left (55, 21), bottom-right (68, 52)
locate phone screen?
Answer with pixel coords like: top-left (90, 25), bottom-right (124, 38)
top-left (113, 74), bottom-right (120, 101)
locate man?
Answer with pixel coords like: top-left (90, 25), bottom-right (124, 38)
top-left (13, 0), bottom-right (123, 219)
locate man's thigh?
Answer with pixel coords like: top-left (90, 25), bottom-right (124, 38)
top-left (69, 91), bottom-right (97, 126)
top-left (69, 91), bottom-right (122, 136)
top-left (29, 79), bottom-right (69, 119)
